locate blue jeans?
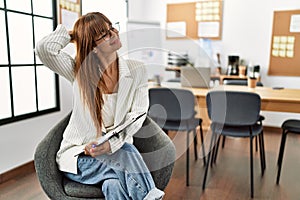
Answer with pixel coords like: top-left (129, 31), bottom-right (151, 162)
top-left (64, 143), bottom-right (164, 200)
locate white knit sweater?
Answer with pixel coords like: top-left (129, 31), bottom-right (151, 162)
top-left (35, 25), bottom-right (149, 174)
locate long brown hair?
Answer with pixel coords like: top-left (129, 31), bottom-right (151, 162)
top-left (71, 12), bottom-right (112, 135)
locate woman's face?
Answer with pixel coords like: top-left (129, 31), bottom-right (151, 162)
top-left (94, 23), bottom-right (122, 55)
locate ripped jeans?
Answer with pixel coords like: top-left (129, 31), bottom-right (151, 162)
top-left (64, 143), bottom-right (164, 200)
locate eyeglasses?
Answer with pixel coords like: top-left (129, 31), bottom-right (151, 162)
top-left (95, 22), bottom-right (120, 42)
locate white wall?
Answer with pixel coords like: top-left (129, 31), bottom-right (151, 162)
top-left (128, 0), bottom-right (300, 127)
top-left (0, 78), bottom-right (72, 174)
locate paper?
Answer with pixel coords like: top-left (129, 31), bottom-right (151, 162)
top-left (290, 15), bottom-right (300, 32)
top-left (198, 21), bottom-right (219, 37)
top-left (166, 21), bottom-right (186, 38)
top-left (95, 112), bottom-right (146, 146)
top-left (61, 8), bottom-right (79, 30)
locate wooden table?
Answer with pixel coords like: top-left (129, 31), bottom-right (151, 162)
top-left (149, 82), bottom-right (300, 128)
top-left (165, 67), bottom-right (249, 84)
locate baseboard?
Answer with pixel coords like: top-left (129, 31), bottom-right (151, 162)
top-left (0, 161), bottom-right (35, 184)
top-left (263, 126), bottom-right (282, 134)
top-left (200, 125), bottom-right (282, 134)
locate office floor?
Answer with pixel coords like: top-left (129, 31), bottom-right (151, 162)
top-left (1, 129), bottom-right (300, 200)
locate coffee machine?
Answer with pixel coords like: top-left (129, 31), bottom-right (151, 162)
top-left (226, 55), bottom-right (239, 75)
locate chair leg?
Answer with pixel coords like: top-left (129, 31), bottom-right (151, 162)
top-left (277, 130), bottom-right (287, 166)
top-left (258, 133), bottom-right (265, 176)
top-left (210, 134), bottom-right (219, 167)
top-left (222, 135), bottom-right (226, 148)
top-left (250, 136), bottom-right (254, 198)
top-left (260, 131), bottom-right (266, 171)
top-left (193, 129), bottom-right (198, 161)
top-left (199, 124), bottom-right (206, 166)
top-left (202, 131), bottom-right (216, 190)
top-left (213, 136), bottom-right (221, 164)
top-left (255, 135), bottom-right (258, 152)
top-left (276, 130), bottom-right (288, 184)
top-left (186, 131), bottom-right (190, 186)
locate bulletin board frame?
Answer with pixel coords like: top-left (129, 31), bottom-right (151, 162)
top-left (166, 1), bottom-right (223, 40)
top-left (268, 10), bottom-right (300, 76)
top-left (58, 0), bottom-right (82, 30)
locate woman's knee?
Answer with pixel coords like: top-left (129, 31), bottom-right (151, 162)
top-left (102, 179), bottom-right (128, 199)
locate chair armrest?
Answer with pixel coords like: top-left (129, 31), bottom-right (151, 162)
top-left (34, 112), bottom-right (72, 199)
top-left (133, 116), bottom-right (176, 190)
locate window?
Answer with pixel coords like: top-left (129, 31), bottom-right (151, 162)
top-left (0, 0), bottom-right (59, 125)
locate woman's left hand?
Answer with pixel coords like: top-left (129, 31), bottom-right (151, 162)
top-left (85, 141), bottom-right (111, 157)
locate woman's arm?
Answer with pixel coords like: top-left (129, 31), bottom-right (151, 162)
top-left (35, 24), bottom-right (75, 83)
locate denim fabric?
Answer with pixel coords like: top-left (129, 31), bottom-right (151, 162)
top-left (64, 143), bottom-right (164, 200)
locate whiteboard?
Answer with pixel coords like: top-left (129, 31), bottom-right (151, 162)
top-left (119, 20), bottom-right (164, 79)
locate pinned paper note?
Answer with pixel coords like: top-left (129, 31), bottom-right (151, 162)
top-left (166, 21), bottom-right (186, 38)
top-left (290, 15), bottom-right (300, 32)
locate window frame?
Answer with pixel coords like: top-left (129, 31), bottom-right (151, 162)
top-left (0, 0), bottom-right (60, 126)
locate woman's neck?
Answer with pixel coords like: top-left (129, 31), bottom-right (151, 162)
top-left (97, 52), bottom-right (117, 67)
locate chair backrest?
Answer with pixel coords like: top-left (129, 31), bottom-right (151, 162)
top-left (223, 79), bottom-right (264, 87)
top-left (206, 91), bottom-right (261, 126)
top-left (148, 88), bottom-right (195, 121)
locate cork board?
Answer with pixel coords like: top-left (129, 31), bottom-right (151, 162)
top-left (268, 10), bottom-right (300, 76)
top-left (59, 0), bottom-right (82, 30)
top-left (166, 1), bottom-right (223, 40)
top-left (167, 2), bottom-right (198, 39)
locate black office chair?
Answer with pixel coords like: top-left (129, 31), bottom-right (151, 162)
top-left (276, 119), bottom-right (300, 184)
top-left (202, 91), bottom-right (266, 198)
top-left (148, 87), bottom-right (206, 186)
top-left (222, 79), bottom-right (265, 152)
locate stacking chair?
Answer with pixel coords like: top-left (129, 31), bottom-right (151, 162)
top-left (276, 119), bottom-right (300, 184)
top-left (222, 79), bottom-right (265, 152)
top-left (148, 88), bottom-right (206, 186)
top-left (202, 91), bottom-right (266, 198)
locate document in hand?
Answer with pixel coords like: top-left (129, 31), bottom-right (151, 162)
top-left (95, 112), bottom-right (146, 147)
top-left (74, 112), bottom-right (146, 157)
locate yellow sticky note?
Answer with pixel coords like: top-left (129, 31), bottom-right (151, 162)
top-left (286, 44), bottom-right (294, 50)
top-left (279, 50), bottom-right (286, 57)
top-left (213, 8), bottom-right (219, 14)
top-left (196, 2), bottom-right (202, 9)
top-left (273, 43), bottom-right (279, 49)
top-left (273, 36), bottom-right (280, 43)
top-left (214, 15), bottom-right (220, 20)
top-left (195, 15), bottom-right (202, 21)
top-left (280, 36), bottom-right (287, 43)
top-left (286, 51), bottom-right (294, 58)
top-left (213, 2), bottom-right (220, 8)
top-left (272, 50), bottom-right (279, 57)
top-left (287, 36), bottom-right (295, 44)
top-left (279, 43), bottom-right (286, 50)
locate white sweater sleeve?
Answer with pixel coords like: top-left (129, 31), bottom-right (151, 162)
top-left (35, 24), bottom-right (75, 83)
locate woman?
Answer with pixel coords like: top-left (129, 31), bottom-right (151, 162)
top-left (35, 12), bottom-right (164, 199)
